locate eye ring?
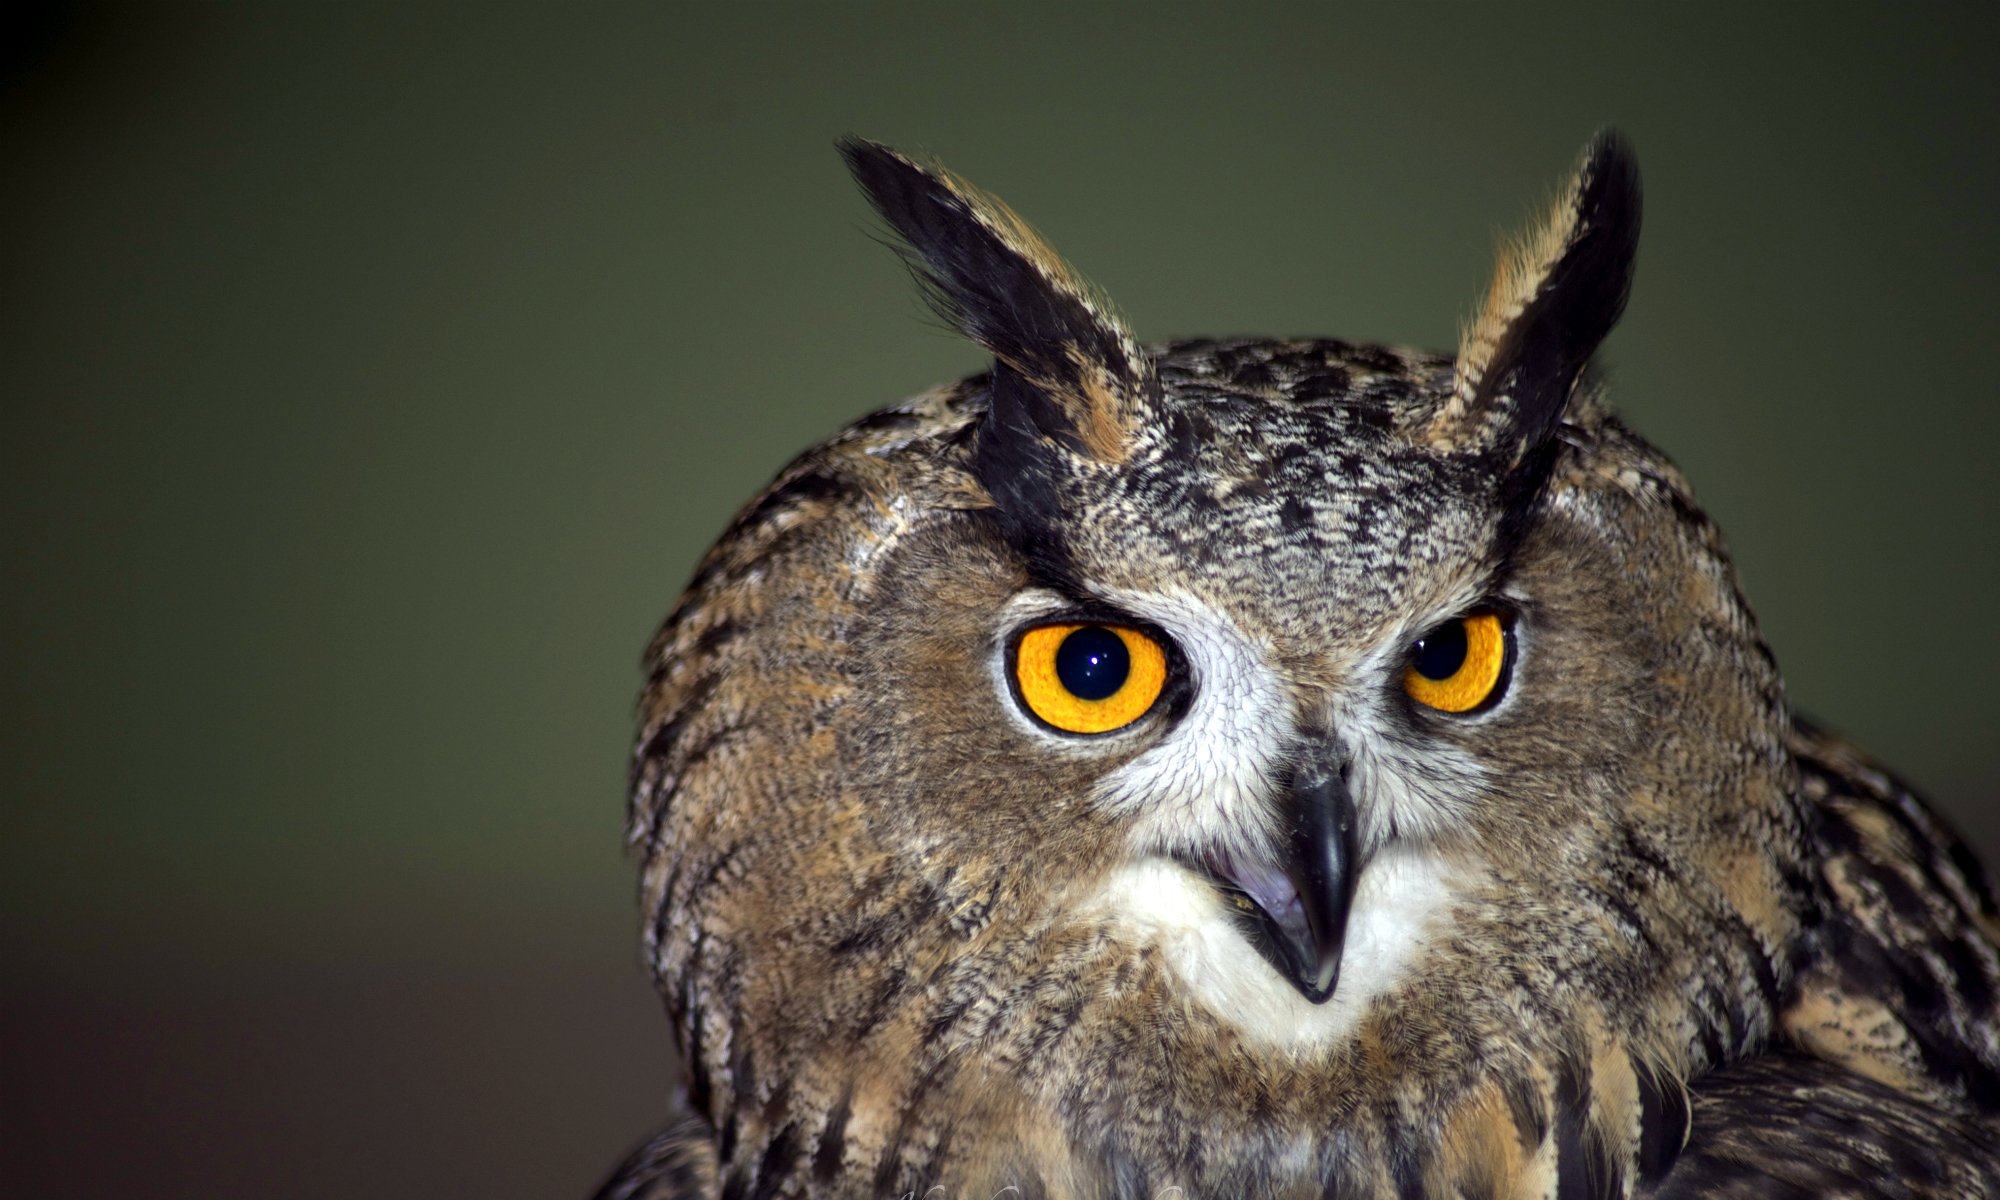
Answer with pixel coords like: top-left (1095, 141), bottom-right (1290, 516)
top-left (1402, 610), bottom-right (1513, 714)
top-left (1012, 622), bottom-right (1169, 735)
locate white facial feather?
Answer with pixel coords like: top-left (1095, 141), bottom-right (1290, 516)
top-left (1085, 847), bottom-right (1465, 1049)
top-left (1092, 587), bottom-right (1295, 858)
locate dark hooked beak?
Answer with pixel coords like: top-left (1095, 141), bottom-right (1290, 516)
top-left (1205, 760), bottom-right (1359, 1004)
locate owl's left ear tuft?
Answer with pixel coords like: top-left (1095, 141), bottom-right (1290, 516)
top-left (1432, 131), bottom-right (1641, 466)
top-left (837, 138), bottom-right (1153, 468)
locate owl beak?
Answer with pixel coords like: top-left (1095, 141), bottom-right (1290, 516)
top-left (1202, 763), bottom-right (1359, 1004)
top-left (1274, 764), bottom-right (1359, 1003)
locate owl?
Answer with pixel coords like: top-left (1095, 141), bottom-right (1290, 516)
top-left (597, 135), bottom-right (2000, 1199)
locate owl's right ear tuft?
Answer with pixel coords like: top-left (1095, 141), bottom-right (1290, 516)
top-left (1432, 131), bottom-right (1641, 467)
top-left (837, 138), bottom-right (1153, 470)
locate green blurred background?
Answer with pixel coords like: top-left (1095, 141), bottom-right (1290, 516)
top-left (4, 4), bottom-right (1994, 1197)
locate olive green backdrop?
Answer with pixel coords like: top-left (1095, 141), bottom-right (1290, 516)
top-left (4, 4), bottom-right (1995, 1197)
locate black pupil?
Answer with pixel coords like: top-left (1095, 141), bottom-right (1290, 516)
top-left (1411, 620), bottom-right (1469, 681)
top-left (1055, 626), bottom-right (1131, 701)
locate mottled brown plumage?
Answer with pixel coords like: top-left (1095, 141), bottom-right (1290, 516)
top-left (598, 136), bottom-right (2000, 1199)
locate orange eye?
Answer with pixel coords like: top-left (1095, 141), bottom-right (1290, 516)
top-left (1013, 623), bottom-right (1169, 734)
top-left (1402, 611), bottom-right (1510, 714)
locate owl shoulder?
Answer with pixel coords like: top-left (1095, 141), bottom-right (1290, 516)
top-left (1650, 1046), bottom-right (2000, 1199)
top-left (1781, 717), bottom-right (2000, 1120)
top-left (592, 1111), bottom-right (720, 1200)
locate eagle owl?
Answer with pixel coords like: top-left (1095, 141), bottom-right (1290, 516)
top-left (600, 134), bottom-right (2000, 1198)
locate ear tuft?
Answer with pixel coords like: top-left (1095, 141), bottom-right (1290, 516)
top-left (837, 138), bottom-right (1152, 465)
top-left (1434, 131), bottom-right (1641, 463)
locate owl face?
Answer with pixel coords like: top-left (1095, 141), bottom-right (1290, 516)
top-left (832, 338), bottom-right (1790, 1054)
top-left (634, 136), bottom-right (1814, 1191)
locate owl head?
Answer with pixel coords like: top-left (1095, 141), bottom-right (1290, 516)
top-left (632, 136), bottom-right (1814, 1194)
